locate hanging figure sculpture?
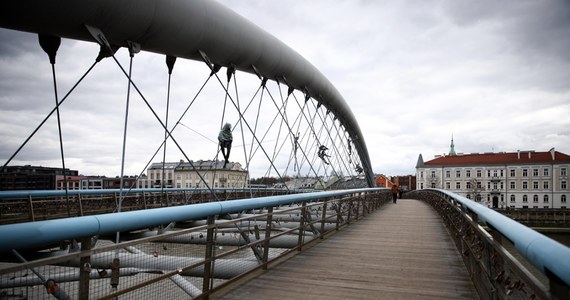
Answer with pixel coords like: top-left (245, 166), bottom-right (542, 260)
top-left (293, 132), bottom-right (300, 172)
top-left (218, 123), bottom-right (233, 168)
top-left (318, 145), bottom-right (331, 165)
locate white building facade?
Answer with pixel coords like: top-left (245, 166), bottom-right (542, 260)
top-left (143, 160), bottom-right (248, 189)
top-left (416, 148), bottom-right (569, 209)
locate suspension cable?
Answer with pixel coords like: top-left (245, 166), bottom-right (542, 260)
top-left (160, 55), bottom-right (176, 205)
top-left (209, 71), bottom-right (289, 190)
top-left (245, 79), bottom-right (267, 174)
top-left (116, 43), bottom-right (139, 218)
top-left (38, 35), bottom-right (69, 215)
top-left (107, 54), bottom-right (220, 200)
top-left (261, 86), bottom-right (322, 184)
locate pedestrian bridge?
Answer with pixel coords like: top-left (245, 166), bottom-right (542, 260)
top-left (0, 1), bottom-right (569, 299)
top-left (0, 189), bottom-right (568, 299)
top-left (218, 198), bottom-right (477, 299)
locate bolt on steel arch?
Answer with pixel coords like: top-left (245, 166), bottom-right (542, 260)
top-left (0, 0), bottom-right (375, 188)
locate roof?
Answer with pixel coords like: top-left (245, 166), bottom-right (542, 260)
top-left (422, 150), bottom-right (570, 167)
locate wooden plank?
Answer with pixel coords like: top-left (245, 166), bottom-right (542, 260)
top-left (216, 199), bottom-right (479, 299)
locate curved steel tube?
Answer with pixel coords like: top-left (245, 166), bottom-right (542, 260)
top-left (0, 188), bottom-right (384, 252)
top-left (0, 0), bottom-right (374, 186)
top-left (433, 189), bottom-right (570, 287)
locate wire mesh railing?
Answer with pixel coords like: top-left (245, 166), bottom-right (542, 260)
top-left (0, 188), bottom-right (293, 225)
top-left (0, 188), bottom-right (390, 299)
top-left (408, 189), bottom-right (570, 300)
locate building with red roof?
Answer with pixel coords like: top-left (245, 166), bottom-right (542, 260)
top-left (416, 142), bottom-right (569, 209)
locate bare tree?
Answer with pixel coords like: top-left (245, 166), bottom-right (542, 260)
top-left (467, 178), bottom-right (485, 202)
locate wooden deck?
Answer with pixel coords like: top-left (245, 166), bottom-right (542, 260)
top-left (215, 198), bottom-right (479, 299)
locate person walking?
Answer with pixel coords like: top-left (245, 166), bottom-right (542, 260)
top-left (391, 184), bottom-right (399, 204)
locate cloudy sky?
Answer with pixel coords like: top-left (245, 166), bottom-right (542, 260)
top-left (1, 0), bottom-right (569, 178)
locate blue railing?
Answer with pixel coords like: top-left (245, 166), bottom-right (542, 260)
top-left (0, 188), bottom-right (383, 252)
top-left (431, 189), bottom-right (570, 287)
top-left (0, 188), bottom-right (389, 299)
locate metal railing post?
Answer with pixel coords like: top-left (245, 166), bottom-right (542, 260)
top-left (347, 199), bottom-right (352, 224)
top-left (27, 194), bottom-right (35, 222)
top-left (77, 194), bottom-right (84, 216)
top-left (356, 198), bottom-right (361, 221)
top-left (202, 215), bottom-right (216, 299)
top-left (78, 237), bottom-right (92, 300)
top-left (320, 201), bottom-right (328, 239)
top-left (262, 206), bottom-right (273, 270)
top-left (297, 201), bottom-right (307, 251)
top-left (335, 200), bottom-right (341, 231)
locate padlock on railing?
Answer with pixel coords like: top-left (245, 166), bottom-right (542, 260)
top-left (83, 262), bottom-right (92, 273)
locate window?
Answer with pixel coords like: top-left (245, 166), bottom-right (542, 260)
top-left (431, 170), bottom-right (436, 178)
top-left (510, 169), bottom-right (516, 177)
top-left (420, 183), bottom-right (424, 189)
top-left (523, 169), bottom-right (528, 177)
top-left (544, 168), bottom-right (549, 176)
top-left (563, 181), bottom-right (568, 190)
top-left (476, 181), bottom-right (482, 189)
top-left (562, 168), bottom-right (567, 176)
top-left (466, 182), bottom-right (471, 189)
top-left (446, 182), bottom-right (451, 189)
top-left (487, 182), bottom-right (491, 189)
top-left (431, 183), bottom-right (436, 188)
top-left (456, 170), bottom-right (461, 178)
top-left (420, 171), bottom-right (424, 179)
top-left (543, 181), bottom-right (549, 189)
top-left (562, 195), bottom-right (567, 203)
top-left (544, 206), bottom-right (549, 209)
top-left (477, 170), bottom-right (482, 178)
top-left (543, 195), bottom-right (549, 203)
top-left (466, 170), bottom-right (471, 178)
top-left (523, 195), bottom-right (528, 203)
top-left (523, 181), bottom-right (528, 189)
top-left (487, 170), bottom-right (491, 177)
top-left (493, 170), bottom-right (498, 177)
top-left (533, 195), bottom-right (539, 203)
top-left (500, 182), bottom-right (504, 189)
top-left (533, 181), bottom-right (539, 189)
top-left (510, 181), bottom-right (516, 189)
top-left (456, 182), bottom-right (461, 189)
top-left (500, 170), bottom-right (504, 177)
top-left (510, 195), bottom-right (515, 202)
top-left (533, 169), bottom-right (539, 177)
top-left (445, 170), bottom-right (450, 178)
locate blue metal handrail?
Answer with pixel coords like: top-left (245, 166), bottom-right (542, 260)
top-left (431, 189), bottom-right (570, 287)
top-left (0, 188), bottom-right (384, 252)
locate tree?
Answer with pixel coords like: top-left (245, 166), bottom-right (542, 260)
top-left (467, 178), bottom-right (485, 202)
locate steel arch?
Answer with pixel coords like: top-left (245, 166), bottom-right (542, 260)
top-left (0, 0), bottom-right (374, 186)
